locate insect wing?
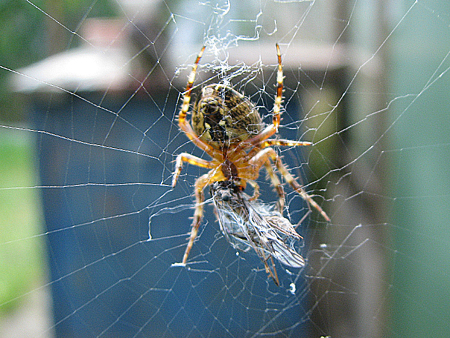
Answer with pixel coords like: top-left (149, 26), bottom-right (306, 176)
top-left (212, 190), bottom-right (279, 284)
top-left (211, 185), bottom-right (256, 253)
top-left (249, 208), bottom-right (306, 269)
top-left (270, 235), bottom-right (305, 268)
top-left (262, 214), bottom-right (305, 268)
top-left (214, 200), bottom-right (253, 253)
top-left (211, 182), bottom-right (305, 271)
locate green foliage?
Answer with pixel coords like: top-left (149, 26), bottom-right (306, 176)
top-left (0, 130), bottom-right (44, 313)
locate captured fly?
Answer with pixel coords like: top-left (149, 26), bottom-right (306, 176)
top-left (210, 181), bottom-right (306, 286)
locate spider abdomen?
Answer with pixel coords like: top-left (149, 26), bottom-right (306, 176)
top-left (192, 84), bottom-right (264, 149)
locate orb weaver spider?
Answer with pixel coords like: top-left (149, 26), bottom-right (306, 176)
top-left (172, 44), bottom-right (330, 267)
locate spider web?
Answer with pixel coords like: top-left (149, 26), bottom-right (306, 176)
top-left (1, 0), bottom-right (450, 337)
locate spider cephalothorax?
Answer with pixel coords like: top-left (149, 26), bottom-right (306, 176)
top-left (172, 44), bottom-right (330, 267)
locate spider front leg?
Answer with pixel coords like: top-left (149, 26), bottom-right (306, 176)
top-left (228, 44), bottom-right (285, 156)
top-left (273, 43), bottom-right (283, 131)
top-left (176, 46), bottom-right (220, 158)
top-left (260, 139), bottom-right (312, 149)
top-left (178, 47), bottom-right (205, 133)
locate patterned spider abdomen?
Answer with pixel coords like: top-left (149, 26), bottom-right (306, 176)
top-left (192, 84), bottom-right (264, 149)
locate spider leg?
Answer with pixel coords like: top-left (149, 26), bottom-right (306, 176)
top-left (177, 46), bottom-right (223, 158)
top-left (273, 43), bottom-right (283, 132)
top-left (246, 179), bottom-right (260, 201)
top-left (251, 147), bottom-right (330, 222)
top-left (227, 44), bottom-right (284, 155)
top-left (172, 152), bottom-right (215, 187)
top-left (275, 158), bottom-right (330, 222)
top-left (242, 150), bottom-right (285, 212)
top-left (241, 140), bottom-right (311, 171)
top-left (243, 139), bottom-right (311, 175)
top-left (182, 173), bottom-right (211, 264)
top-left (260, 139), bottom-right (312, 148)
top-left (262, 139), bottom-right (311, 212)
top-left (263, 255), bottom-right (280, 286)
top-left (263, 161), bottom-right (285, 213)
top-left (178, 47), bottom-right (205, 131)
top-left (251, 238), bottom-right (280, 286)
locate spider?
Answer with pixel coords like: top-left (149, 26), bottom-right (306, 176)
top-left (172, 44), bottom-right (330, 266)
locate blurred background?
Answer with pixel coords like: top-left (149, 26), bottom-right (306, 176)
top-left (0, 0), bottom-right (449, 337)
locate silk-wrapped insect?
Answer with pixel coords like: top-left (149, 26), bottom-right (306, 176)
top-left (211, 180), bottom-right (306, 286)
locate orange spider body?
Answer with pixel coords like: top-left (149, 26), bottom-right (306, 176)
top-left (172, 44), bottom-right (329, 265)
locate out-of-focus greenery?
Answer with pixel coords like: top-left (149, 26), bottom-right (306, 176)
top-left (0, 0), bottom-right (117, 121)
top-left (0, 130), bottom-right (44, 313)
top-left (0, 0), bottom-right (46, 121)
